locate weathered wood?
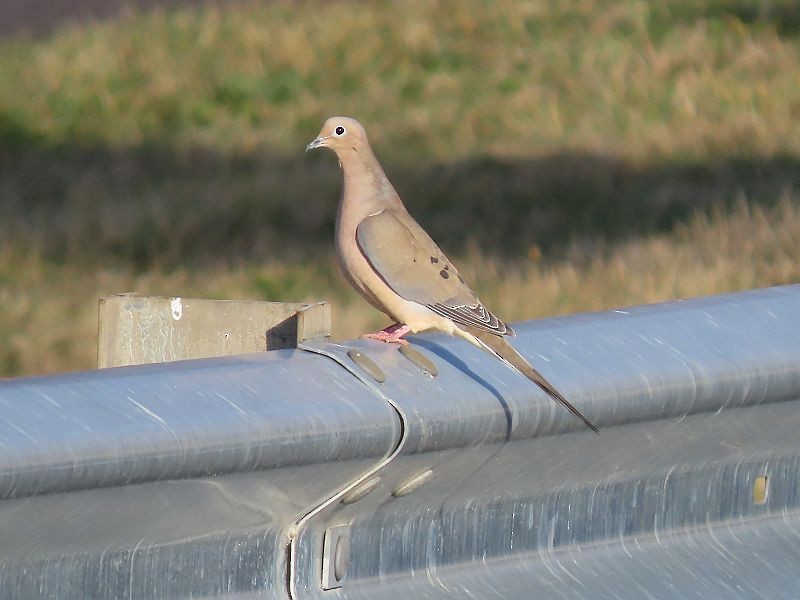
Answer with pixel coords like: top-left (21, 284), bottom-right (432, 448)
top-left (297, 302), bottom-right (332, 344)
top-left (97, 295), bottom-right (330, 368)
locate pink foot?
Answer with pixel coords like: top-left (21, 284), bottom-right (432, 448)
top-left (360, 323), bottom-right (411, 345)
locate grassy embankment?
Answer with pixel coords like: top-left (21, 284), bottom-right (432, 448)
top-left (1, 0), bottom-right (799, 375)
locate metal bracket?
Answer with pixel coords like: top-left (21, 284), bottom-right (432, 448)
top-left (321, 524), bottom-right (352, 590)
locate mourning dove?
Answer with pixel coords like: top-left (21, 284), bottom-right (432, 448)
top-left (307, 117), bottom-right (598, 433)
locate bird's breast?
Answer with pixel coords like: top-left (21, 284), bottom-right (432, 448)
top-left (335, 205), bottom-right (390, 313)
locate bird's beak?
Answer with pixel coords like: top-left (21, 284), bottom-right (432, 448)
top-left (305, 136), bottom-right (328, 152)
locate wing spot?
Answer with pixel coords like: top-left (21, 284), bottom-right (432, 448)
top-left (440, 269), bottom-right (450, 279)
top-left (443, 264), bottom-right (450, 270)
top-left (430, 256), bottom-right (439, 264)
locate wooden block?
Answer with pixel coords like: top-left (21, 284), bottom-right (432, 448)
top-left (97, 295), bottom-right (330, 368)
top-left (297, 302), bottom-right (332, 344)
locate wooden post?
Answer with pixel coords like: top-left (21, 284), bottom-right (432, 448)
top-left (97, 295), bottom-right (330, 368)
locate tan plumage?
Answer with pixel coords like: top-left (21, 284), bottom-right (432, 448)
top-left (307, 116), bottom-right (598, 433)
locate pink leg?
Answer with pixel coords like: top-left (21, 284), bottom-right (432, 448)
top-left (360, 323), bottom-right (411, 345)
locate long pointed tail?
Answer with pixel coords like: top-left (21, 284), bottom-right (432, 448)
top-left (467, 328), bottom-right (599, 434)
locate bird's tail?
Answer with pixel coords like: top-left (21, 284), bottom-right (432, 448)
top-left (466, 328), bottom-right (599, 434)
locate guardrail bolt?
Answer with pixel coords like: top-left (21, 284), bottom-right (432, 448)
top-left (398, 346), bottom-right (438, 377)
top-left (753, 475), bottom-right (769, 505)
top-left (347, 349), bottom-right (386, 383)
top-left (341, 476), bottom-right (382, 505)
top-left (392, 468), bottom-right (434, 498)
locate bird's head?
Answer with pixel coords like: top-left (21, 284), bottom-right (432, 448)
top-left (306, 116), bottom-right (368, 155)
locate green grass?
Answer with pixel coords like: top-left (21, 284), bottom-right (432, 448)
top-left (2, 0), bottom-right (799, 159)
top-left (0, 0), bottom-right (799, 376)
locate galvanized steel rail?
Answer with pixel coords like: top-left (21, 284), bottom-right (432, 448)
top-left (1, 285), bottom-right (799, 599)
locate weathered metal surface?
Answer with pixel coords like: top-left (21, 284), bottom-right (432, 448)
top-left (0, 350), bottom-right (399, 599)
top-left (293, 285), bottom-right (800, 599)
top-left (1, 284), bottom-right (800, 599)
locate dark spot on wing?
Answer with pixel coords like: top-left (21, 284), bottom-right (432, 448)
top-left (444, 263), bottom-right (449, 270)
top-left (430, 256), bottom-right (439, 264)
top-left (440, 269), bottom-right (449, 279)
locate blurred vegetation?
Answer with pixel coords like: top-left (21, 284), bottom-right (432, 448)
top-left (1, 0), bottom-right (799, 376)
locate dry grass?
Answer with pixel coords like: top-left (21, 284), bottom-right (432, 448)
top-left (3, 198), bottom-right (799, 377)
top-left (1, 0), bottom-right (799, 376)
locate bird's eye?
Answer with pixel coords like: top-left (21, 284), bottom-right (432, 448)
top-left (334, 126), bottom-right (345, 136)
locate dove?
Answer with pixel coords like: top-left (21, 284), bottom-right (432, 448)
top-left (307, 116), bottom-right (598, 433)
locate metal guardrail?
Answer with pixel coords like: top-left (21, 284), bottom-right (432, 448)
top-left (1, 285), bottom-right (799, 599)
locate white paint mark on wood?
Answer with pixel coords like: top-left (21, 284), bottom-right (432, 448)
top-left (171, 297), bottom-right (183, 320)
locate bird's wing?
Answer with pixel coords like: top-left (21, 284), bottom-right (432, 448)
top-left (355, 208), bottom-right (513, 336)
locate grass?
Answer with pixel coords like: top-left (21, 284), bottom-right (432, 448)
top-left (0, 0), bottom-right (799, 376)
top-left (3, 198), bottom-right (799, 377)
top-left (3, 0), bottom-right (799, 159)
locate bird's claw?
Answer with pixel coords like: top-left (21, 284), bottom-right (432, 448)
top-left (360, 324), bottom-right (411, 345)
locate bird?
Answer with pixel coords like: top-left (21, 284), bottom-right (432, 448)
top-left (306, 116), bottom-right (598, 434)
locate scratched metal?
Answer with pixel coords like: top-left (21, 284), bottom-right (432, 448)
top-left (294, 285), bottom-right (800, 599)
top-left (1, 286), bottom-right (800, 599)
top-left (0, 350), bottom-right (401, 599)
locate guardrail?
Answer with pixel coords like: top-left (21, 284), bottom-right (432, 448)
top-left (1, 285), bottom-right (799, 599)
